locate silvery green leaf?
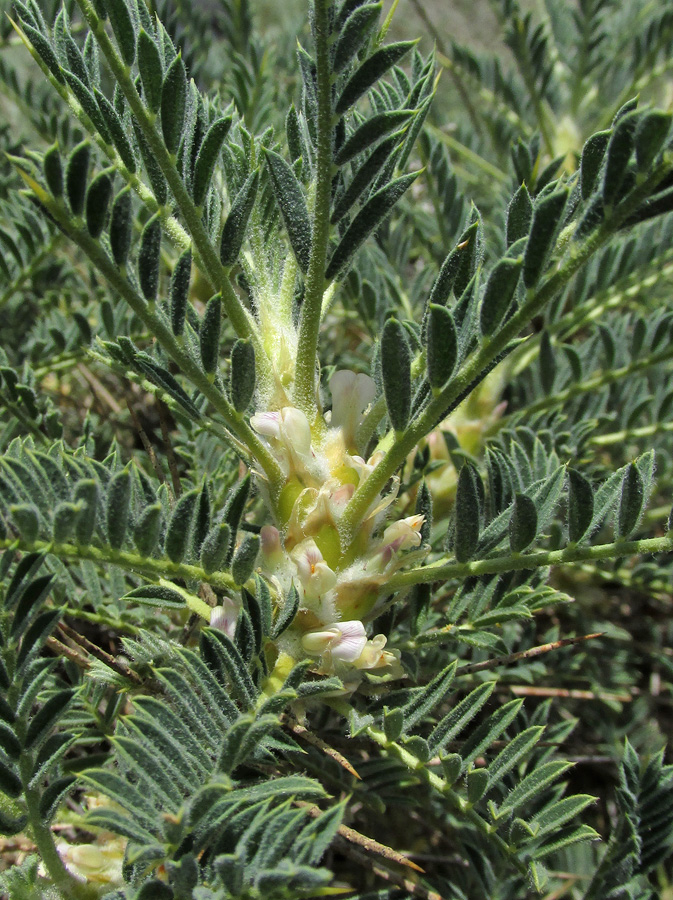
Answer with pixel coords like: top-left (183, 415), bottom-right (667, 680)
top-left (65, 141), bottom-right (90, 216)
top-left (335, 40), bottom-right (416, 115)
top-left (161, 54), bottom-right (187, 156)
top-left (264, 149), bottom-right (311, 272)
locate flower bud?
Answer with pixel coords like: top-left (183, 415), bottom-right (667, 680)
top-left (210, 596), bottom-right (239, 638)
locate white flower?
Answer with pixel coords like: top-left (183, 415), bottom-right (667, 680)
top-left (210, 596), bottom-right (239, 638)
top-left (251, 407), bottom-right (314, 476)
top-left (329, 482), bottom-right (355, 513)
top-left (250, 410), bottom-right (282, 439)
top-left (301, 621), bottom-right (400, 674)
top-left (292, 539), bottom-right (337, 600)
top-left (329, 370), bottom-right (376, 448)
top-left (301, 620), bottom-right (368, 663)
top-left (54, 839), bottom-right (125, 886)
top-left (279, 407), bottom-right (312, 456)
top-left (381, 514), bottom-right (425, 552)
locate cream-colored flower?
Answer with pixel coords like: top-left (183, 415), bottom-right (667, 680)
top-left (250, 410), bottom-right (282, 440)
top-left (353, 633), bottom-right (400, 670)
top-left (251, 407), bottom-right (315, 477)
top-left (302, 619), bottom-right (368, 663)
top-left (292, 539), bottom-right (337, 600)
top-left (329, 370), bottom-right (376, 448)
top-left (302, 621), bottom-right (400, 675)
top-left (381, 514), bottom-right (425, 552)
top-left (55, 839), bottom-right (126, 885)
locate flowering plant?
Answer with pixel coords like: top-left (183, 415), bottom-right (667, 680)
top-left (1, 0), bottom-right (673, 897)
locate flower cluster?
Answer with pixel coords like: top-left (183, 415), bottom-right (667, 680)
top-left (208, 364), bottom-right (510, 682)
top-left (227, 370), bottom-right (430, 679)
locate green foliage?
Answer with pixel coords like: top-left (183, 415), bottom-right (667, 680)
top-left (0, 0), bottom-right (672, 897)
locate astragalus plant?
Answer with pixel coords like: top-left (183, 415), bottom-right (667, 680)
top-left (1, 0), bottom-right (673, 897)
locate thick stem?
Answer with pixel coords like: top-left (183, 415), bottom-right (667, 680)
top-left (385, 533), bottom-right (673, 592)
top-left (293, 0), bottom-right (333, 417)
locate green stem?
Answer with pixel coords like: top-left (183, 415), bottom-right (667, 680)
top-left (278, 251), bottom-right (298, 325)
top-left (366, 725), bottom-right (526, 874)
top-left (86, 346), bottom-right (255, 459)
top-left (0, 233), bottom-right (60, 308)
top-left (427, 123), bottom-right (508, 183)
top-left (341, 158), bottom-right (673, 540)
top-left (0, 535), bottom-right (239, 593)
top-left (62, 606), bottom-right (140, 633)
top-left (12, 17), bottom-right (193, 255)
top-left (436, 53), bottom-right (532, 139)
top-left (500, 345), bottom-right (673, 425)
top-left (72, 0), bottom-right (269, 373)
top-left (293, 0), bottom-right (333, 417)
top-left (21, 180), bottom-right (283, 494)
top-left (510, 245), bottom-right (673, 376)
top-left (602, 32), bottom-right (673, 131)
top-left (509, 16), bottom-right (555, 156)
top-left (34, 350), bottom-right (91, 379)
top-left (590, 420), bottom-right (673, 448)
top-left (385, 533), bottom-right (673, 592)
top-left (19, 757), bottom-right (96, 900)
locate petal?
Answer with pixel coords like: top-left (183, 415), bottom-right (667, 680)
top-left (293, 539), bottom-right (324, 579)
top-left (251, 411), bottom-right (281, 438)
top-left (309, 561), bottom-right (338, 597)
top-left (210, 598), bottom-right (238, 638)
top-left (330, 620), bottom-right (367, 662)
top-left (382, 515), bottom-right (424, 550)
top-left (280, 407), bottom-right (312, 456)
top-left (329, 370), bottom-right (376, 445)
top-left (353, 633), bottom-right (388, 669)
top-left (302, 629), bottom-right (338, 655)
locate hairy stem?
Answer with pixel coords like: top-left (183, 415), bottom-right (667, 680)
top-left (72, 0), bottom-right (269, 374)
top-left (293, 0), bottom-right (333, 417)
top-left (19, 758), bottom-right (96, 900)
top-left (385, 533), bottom-right (673, 592)
top-left (341, 157), bottom-right (673, 541)
top-left (0, 536), bottom-right (239, 596)
top-left (18, 173), bottom-right (283, 495)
